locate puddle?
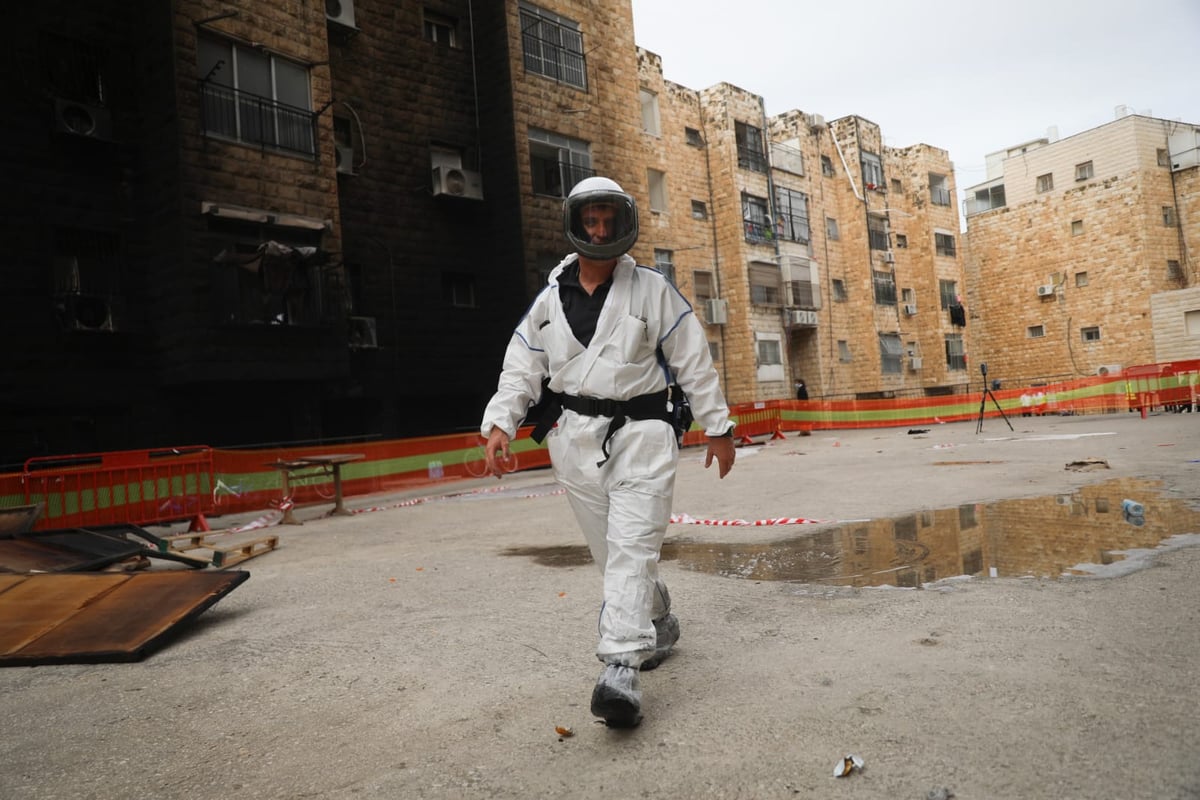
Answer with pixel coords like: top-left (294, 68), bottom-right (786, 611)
top-left (501, 478), bottom-right (1200, 588)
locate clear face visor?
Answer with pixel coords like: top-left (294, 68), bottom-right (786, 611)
top-left (567, 197), bottom-right (637, 252)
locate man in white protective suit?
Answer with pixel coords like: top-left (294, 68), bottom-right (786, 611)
top-left (481, 176), bottom-right (736, 728)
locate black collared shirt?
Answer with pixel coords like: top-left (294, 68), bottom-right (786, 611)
top-left (557, 261), bottom-right (612, 347)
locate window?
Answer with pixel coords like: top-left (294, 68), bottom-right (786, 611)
top-left (709, 341), bottom-right (721, 362)
top-left (1163, 206), bottom-right (1177, 226)
top-left (891, 178), bottom-right (903, 194)
top-left (1071, 219), bottom-right (1084, 236)
top-left (929, 173), bottom-right (951, 205)
top-left (197, 35), bottom-right (315, 155)
top-left (868, 214), bottom-right (889, 251)
top-left (443, 272), bottom-right (476, 308)
top-left (639, 90), bottom-right (661, 136)
top-left (691, 200), bottom-right (707, 220)
top-left (895, 234), bottom-right (908, 249)
top-left (1168, 260), bottom-right (1183, 280)
top-left (693, 270), bottom-right (715, 305)
top-left (1158, 148), bottom-right (1170, 167)
top-left (735, 121), bottom-right (767, 172)
top-left (775, 187), bottom-right (810, 244)
top-left (831, 278), bottom-right (847, 302)
top-left (210, 221), bottom-right (327, 327)
top-left (1027, 325), bottom-right (1045, 338)
top-left (1187, 309), bottom-right (1200, 336)
top-left (820, 155), bottom-right (834, 177)
top-left (647, 168), bottom-right (667, 212)
top-left (685, 127), bottom-right (704, 147)
top-left (1075, 161), bottom-right (1094, 181)
top-left (519, 3), bottom-right (586, 89)
top-left (788, 259), bottom-right (820, 308)
top-left (424, 10), bottom-right (458, 46)
top-left (934, 232), bottom-right (956, 257)
top-left (825, 217), bottom-right (839, 241)
top-left (1036, 173), bottom-right (1054, 193)
top-left (52, 226), bottom-right (122, 331)
top-left (756, 332), bottom-right (784, 382)
top-left (528, 128), bottom-right (591, 197)
top-left (749, 262), bottom-right (783, 306)
top-left (939, 279), bottom-right (957, 310)
top-left (742, 193), bottom-right (771, 243)
top-left (861, 152), bottom-right (884, 189)
top-left (1081, 326), bottom-right (1101, 342)
top-left (879, 334), bottom-right (903, 374)
top-left (971, 184), bottom-right (1006, 213)
top-left (654, 249), bottom-right (675, 284)
top-left (838, 340), bottom-right (852, 362)
top-left (1075, 271), bottom-right (1089, 287)
top-left (945, 334), bottom-right (966, 370)
top-left (873, 270), bottom-right (897, 305)
top-left (41, 31), bottom-right (112, 106)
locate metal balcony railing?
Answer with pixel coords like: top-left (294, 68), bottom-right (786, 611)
top-left (199, 81), bottom-right (317, 157)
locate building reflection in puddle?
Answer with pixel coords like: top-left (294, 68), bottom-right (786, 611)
top-left (501, 477), bottom-right (1200, 588)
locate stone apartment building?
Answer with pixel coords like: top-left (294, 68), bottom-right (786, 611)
top-left (963, 113), bottom-right (1200, 386)
top-left (637, 56), bottom-right (969, 404)
top-left (2, 0), bottom-right (968, 466)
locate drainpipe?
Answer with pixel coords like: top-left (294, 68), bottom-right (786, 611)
top-left (699, 97), bottom-right (729, 393)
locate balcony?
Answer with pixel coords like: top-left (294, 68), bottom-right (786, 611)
top-left (199, 81), bottom-right (317, 157)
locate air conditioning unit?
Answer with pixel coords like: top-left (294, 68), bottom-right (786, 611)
top-left (704, 298), bottom-right (728, 325)
top-left (1095, 364), bottom-right (1123, 376)
top-left (882, 251), bottom-right (895, 264)
top-left (348, 315), bottom-right (378, 348)
top-left (335, 144), bottom-right (356, 175)
top-left (325, 0), bottom-right (357, 28)
top-left (54, 98), bottom-right (113, 141)
top-left (786, 308), bottom-right (818, 327)
top-left (807, 113), bottom-right (826, 131)
top-left (56, 293), bottom-right (114, 332)
top-left (431, 166), bottom-right (484, 200)
top-left (902, 303), bottom-right (918, 316)
top-left (1036, 284), bottom-right (1055, 297)
top-left (909, 356), bottom-right (923, 370)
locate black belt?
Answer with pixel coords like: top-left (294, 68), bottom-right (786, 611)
top-left (546, 389), bottom-right (671, 467)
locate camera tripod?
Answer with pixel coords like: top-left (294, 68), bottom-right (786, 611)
top-left (975, 363), bottom-right (1014, 434)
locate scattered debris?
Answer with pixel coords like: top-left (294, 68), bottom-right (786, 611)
top-left (1065, 458), bottom-right (1110, 471)
top-left (554, 726), bottom-right (574, 738)
top-left (907, 429), bottom-right (930, 435)
top-left (926, 788), bottom-right (955, 800)
top-left (833, 754), bottom-right (864, 777)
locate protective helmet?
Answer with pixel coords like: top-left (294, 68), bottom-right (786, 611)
top-left (563, 176), bottom-right (639, 260)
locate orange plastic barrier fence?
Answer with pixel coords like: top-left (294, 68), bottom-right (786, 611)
top-left (21, 446), bottom-right (215, 532)
top-left (1, 361), bottom-right (1193, 531)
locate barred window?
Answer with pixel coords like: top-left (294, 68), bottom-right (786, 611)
top-left (775, 187), bottom-right (810, 244)
top-left (935, 232), bottom-right (956, 257)
top-left (519, 2), bottom-right (586, 90)
top-left (945, 334), bottom-right (966, 370)
top-left (879, 334), bottom-right (903, 374)
top-left (872, 270), bottom-right (896, 305)
top-left (735, 121), bottom-right (767, 173)
top-left (868, 214), bottom-right (889, 251)
top-left (929, 173), bottom-right (951, 205)
top-left (528, 128), bottom-right (591, 198)
top-left (749, 262), bottom-right (782, 306)
top-left (939, 279), bottom-right (957, 310)
top-left (742, 193), bottom-right (771, 243)
top-left (654, 249), bottom-right (675, 284)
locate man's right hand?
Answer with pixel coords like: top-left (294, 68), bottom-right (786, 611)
top-left (484, 427), bottom-right (512, 479)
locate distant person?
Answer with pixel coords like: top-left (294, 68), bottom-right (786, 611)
top-left (480, 176), bottom-right (736, 728)
top-left (1020, 391), bottom-right (1033, 417)
top-left (794, 379), bottom-right (809, 401)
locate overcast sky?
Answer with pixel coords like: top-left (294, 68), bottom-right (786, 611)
top-left (630, 0), bottom-right (1200, 200)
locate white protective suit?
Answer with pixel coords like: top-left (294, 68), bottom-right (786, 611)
top-left (481, 253), bottom-right (733, 666)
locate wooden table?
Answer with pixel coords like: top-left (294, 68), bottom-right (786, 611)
top-left (265, 454), bottom-right (364, 524)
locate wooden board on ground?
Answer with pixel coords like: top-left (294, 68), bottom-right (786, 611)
top-left (160, 530), bottom-right (280, 567)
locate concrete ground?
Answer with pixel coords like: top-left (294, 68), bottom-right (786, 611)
top-left (1, 411), bottom-right (1198, 799)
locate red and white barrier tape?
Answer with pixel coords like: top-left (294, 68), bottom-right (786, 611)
top-left (669, 513), bottom-right (832, 526)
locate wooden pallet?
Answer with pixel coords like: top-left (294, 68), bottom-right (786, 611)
top-left (160, 532), bottom-right (279, 568)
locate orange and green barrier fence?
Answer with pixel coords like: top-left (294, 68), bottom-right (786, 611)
top-left (2, 360), bottom-right (1195, 531)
